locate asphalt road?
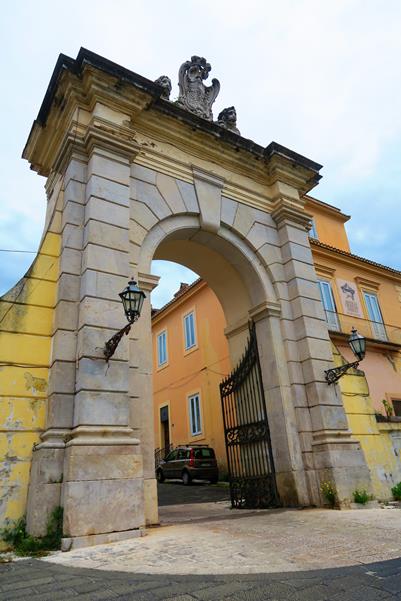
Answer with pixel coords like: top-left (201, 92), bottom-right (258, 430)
top-left (1, 556), bottom-right (401, 600)
top-left (157, 481), bottom-right (230, 506)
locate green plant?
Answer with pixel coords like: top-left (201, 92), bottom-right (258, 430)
top-left (391, 482), bottom-right (401, 501)
top-left (352, 489), bottom-right (370, 504)
top-left (320, 481), bottom-right (337, 507)
top-left (382, 399), bottom-right (394, 417)
top-left (0, 507), bottom-right (63, 557)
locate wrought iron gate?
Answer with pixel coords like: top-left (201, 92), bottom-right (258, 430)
top-left (220, 323), bottom-right (280, 509)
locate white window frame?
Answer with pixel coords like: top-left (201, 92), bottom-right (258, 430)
top-left (157, 330), bottom-right (168, 367)
top-left (318, 279), bottom-right (340, 331)
top-left (183, 310), bottom-right (197, 351)
top-left (309, 218), bottom-right (318, 239)
top-left (188, 393), bottom-right (202, 436)
top-left (363, 291), bottom-right (387, 341)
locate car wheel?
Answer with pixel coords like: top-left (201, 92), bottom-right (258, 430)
top-left (182, 470), bottom-right (192, 486)
top-left (156, 469), bottom-right (165, 483)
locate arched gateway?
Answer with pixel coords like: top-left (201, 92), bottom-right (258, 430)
top-left (14, 48), bottom-right (371, 548)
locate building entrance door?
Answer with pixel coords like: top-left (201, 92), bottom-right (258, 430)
top-left (220, 324), bottom-right (280, 509)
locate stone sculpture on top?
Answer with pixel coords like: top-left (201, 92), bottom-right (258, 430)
top-left (176, 56), bottom-right (220, 121)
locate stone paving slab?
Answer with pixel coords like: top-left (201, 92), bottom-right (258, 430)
top-left (1, 507), bottom-right (401, 599)
top-left (42, 507), bottom-right (401, 575)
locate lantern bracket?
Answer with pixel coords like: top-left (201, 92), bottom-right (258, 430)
top-left (104, 322), bottom-right (133, 363)
top-left (324, 361), bottom-right (360, 385)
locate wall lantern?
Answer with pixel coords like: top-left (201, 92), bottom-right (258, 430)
top-left (103, 279), bottom-right (146, 362)
top-left (325, 327), bottom-right (366, 385)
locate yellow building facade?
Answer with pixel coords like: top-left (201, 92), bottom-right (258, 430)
top-left (153, 195), bottom-right (401, 498)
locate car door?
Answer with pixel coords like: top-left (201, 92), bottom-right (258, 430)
top-left (175, 449), bottom-right (187, 477)
top-left (163, 449), bottom-right (178, 478)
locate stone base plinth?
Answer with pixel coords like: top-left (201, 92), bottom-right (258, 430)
top-left (61, 527), bottom-right (145, 551)
top-left (312, 433), bottom-right (373, 506)
top-left (26, 447), bottom-right (65, 537)
top-left (62, 439), bottom-right (145, 539)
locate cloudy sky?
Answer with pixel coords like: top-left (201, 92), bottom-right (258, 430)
top-left (1, 1), bottom-right (400, 307)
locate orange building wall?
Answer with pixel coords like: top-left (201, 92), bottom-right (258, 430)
top-left (312, 246), bottom-right (401, 412)
top-left (152, 281), bottom-right (231, 472)
top-left (305, 196), bottom-right (351, 252)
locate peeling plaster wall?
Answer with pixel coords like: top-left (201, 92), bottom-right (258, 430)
top-left (0, 230), bottom-right (60, 542)
top-left (333, 343), bottom-right (401, 500)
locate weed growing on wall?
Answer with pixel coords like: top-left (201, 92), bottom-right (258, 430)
top-left (352, 489), bottom-right (370, 504)
top-left (392, 482), bottom-right (401, 501)
top-left (320, 481), bottom-right (337, 508)
top-left (0, 507), bottom-right (63, 556)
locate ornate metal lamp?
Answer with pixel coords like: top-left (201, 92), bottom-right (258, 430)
top-left (325, 327), bottom-right (366, 385)
top-left (104, 279), bottom-right (146, 362)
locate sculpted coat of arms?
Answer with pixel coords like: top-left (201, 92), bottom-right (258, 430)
top-left (176, 56), bottom-right (220, 121)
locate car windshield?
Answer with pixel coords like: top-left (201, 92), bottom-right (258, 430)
top-left (193, 448), bottom-right (215, 459)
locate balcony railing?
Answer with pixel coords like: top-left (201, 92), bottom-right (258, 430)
top-left (324, 310), bottom-right (401, 346)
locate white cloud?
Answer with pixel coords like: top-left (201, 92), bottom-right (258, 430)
top-left (1, 0), bottom-right (401, 298)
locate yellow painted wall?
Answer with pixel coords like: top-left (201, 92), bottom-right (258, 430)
top-left (333, 344), bottom-right (401, 500)
top-left (0, 231), bottom-right (60, 535)
top-left (152, 281), bottom-right (231, 474)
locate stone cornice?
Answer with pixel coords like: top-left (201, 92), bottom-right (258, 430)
top-left (23, 47), bottom-right (323, 198)
top-left (271, 199), bottom-right (313, 230)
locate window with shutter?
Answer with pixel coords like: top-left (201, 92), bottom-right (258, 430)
top-left (318, 280), bottom-right (340, 331)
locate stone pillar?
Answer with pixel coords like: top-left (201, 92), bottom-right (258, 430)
top-left (26, 155), bottom-right (86, 536)
top-left (250, 303), bottom-right (309, 506)
top-left (271, 190), bottom-right (372, 505)
top-left (61, 145), bottom-right (145, 549)
top-left (131, 272), bottom-right (160, 526)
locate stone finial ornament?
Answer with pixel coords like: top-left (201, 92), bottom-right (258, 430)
top-left (177, 56), bottom-right (220, 121)
top-left (217, 106), bottom-right (240, 135)
top-left (154, 75), bottom-right (172, 100)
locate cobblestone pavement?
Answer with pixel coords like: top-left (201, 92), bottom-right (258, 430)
top-left (1, 556), bottom-right (401, 600)
top-left (1, 507), bottom-right (401, 599)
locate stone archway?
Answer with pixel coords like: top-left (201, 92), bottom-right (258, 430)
top-left (13, 48), bottom-right (372, 549)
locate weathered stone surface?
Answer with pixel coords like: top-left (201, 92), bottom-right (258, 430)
top-left (73, 390), bottom-right (130, 426)
top-left (176, 180), bottom-right (199, 213)
top-left (75, 357), bottom-right (129, 393)
top-left (82, 244), bottom-right (129, 277)
top-left (88, 153), bottom-right (130, 185)
top-left (48, 361), bottom-right (76, 394)
top-left (220, 196), bottom-right (238, 227)
top-left (85, 197), bottom-right (129, 229)
top-left (63, 477), bottom-right (145, 536)
top-left (130, 201), bottom-right (159, 230)
top-left (86, 174), bottom-right (129, 206)
top-left (62, 527), bottom-right (143, 551)
top-left (156, 173), bottom-right (186, 213)
top-left (144, 478), bottom-right (159, 525)
top-left (60, 247), bottom-right (82, 276)
top-left (131, 164), bottom-right (157, 184)
top-left (131, 180), bottom-right (172, 219)
top-left (84, 220), bottom-right (129, 252)
top-left (64, 178), bottom-right (85, 205)
top-left (64, 445), bottom-right (143, 481)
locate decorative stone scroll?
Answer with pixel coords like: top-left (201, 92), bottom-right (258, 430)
top-left (217, 106), bottom-right (240, 135)
top-left (177, 56), bottom-right (220, 120)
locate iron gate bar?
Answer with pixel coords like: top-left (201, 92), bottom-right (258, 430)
top-left (220, 322), bottom-right (280, 509)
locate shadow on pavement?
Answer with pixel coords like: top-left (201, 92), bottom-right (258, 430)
top-left (157, 480), bottom-right (230, 507)
top-left (1, 556), bottom-right (401, 600)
